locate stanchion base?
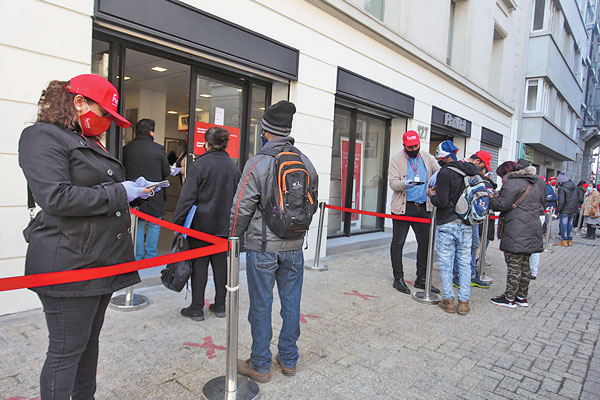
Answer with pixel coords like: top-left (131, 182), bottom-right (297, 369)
top-left (109, 294), bottom-right (149, 311)
top-left (412, 291), bottom-right (440, 304)
top-left (202, 375), bottom-right (259, 400)
top-left (305, 264), bottom-right (328, 272)
top-left (479, 275), bottom-right (493, 284)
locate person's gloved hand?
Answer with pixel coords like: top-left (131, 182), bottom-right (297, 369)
top-left (136, 176), bottom-right (170, 194)
top-left (170, 164), bottom-right (182, 176)
top-left (121, 181), bottom-right (149, 202)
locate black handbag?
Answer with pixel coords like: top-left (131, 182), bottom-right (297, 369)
top-left (161, 234), bottom-right (193, 292)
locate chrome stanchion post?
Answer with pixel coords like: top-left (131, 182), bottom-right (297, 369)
top-left (544, 211), bottom-right (555, 253)
top-left (110, 208), bottom-right (149, 311)
top-left (413, 207), bottom-right (440, 304)
top-left (478, 215), bottom-right (493, 284)
top-left (202, 237), bottom-right (259, 400)
top-left (306, 202), bottom-right (328, 272)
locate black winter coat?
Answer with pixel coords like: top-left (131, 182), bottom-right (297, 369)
top-left (430, 160), bottom-right (481, 225)
top-left (557, 181), bottom-right (580, 214)
top-left (122, 134), bottom-right (170, 218)
top-left (489, 166), bottom-right (546, 254)
top-left (173, 150), bottom-right (241, 247)
top-left (18, 123), bottom-right (140, 297)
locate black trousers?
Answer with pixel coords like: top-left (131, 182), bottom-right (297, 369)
top-left (38, 293), bottom-right (111, 400)
top-left (390, 202), bottom-right (431, 282)
top-left (189, 238), bottom-right (227, 309)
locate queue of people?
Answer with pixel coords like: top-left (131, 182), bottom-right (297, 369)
top-left (18, 73), bottom-right (595, 396)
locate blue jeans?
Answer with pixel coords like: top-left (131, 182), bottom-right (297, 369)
top-left (136, 219), bottom-right (161, 260)
top-left (246, 249), bottom-right (304, 373)
top-left (559, 213), bottom-right (575, 240)
top-left (454, 223), bottom-right (480, 280)
top-left (530, 253), bottom-right (540, 277)
top-left (437, 221), bottom-right (472, 302)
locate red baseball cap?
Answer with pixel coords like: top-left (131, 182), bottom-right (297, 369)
top-left (67, 74), bottom-right (131, 128)
top-left (403, 130), bottom-right (420, 147)
top-left (475, 150), bottom-right (492, 172)
top-left (548, 176), bottom-right (556, 183)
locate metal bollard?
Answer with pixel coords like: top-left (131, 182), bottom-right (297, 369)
top-left (202, 238), bottom-right (259, 400)
top-left (576, 209), bottom-right (585, 237)
top-left (306, 202), bottom-right (328, 272)
top-left (413, 207), bottom-right (440, 304)
top-left (110, 209), bottom-right (149, 311)
top-left (477, 215), bottom-right (493, 284)
top-left (544, 211), bottom-right (555, 253)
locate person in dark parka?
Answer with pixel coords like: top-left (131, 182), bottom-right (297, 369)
top-left (123, 119), bottom-right (170, 260)
top-left (489, 162), bottom-right (546, 309)
top-left (173, 127), bottom-right (241, 321)
top-left (18, 75), bottom-right (155, 399)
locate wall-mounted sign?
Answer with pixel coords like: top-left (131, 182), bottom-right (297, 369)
top-left (444, 112), bottom-right (467, 131)
top-left (520, 144), bottom-right (535, 162)
top-left (431, 106), bottom-right (471, 137)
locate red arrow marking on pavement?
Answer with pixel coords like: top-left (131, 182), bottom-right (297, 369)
top-left (343, 290), bottom-right (378, 300)
top-left (204, 300), bottom-right (211, 308)
top-left (184, 336), bottom-right (226, 359)
top-left (299, 313), bottom-right (319, 324)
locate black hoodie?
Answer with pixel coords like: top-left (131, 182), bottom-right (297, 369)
top-left (430, 160), bottom-right (481, 225)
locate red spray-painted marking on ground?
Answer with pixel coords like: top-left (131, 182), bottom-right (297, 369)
top-left (300, 313), bottom-right (319, 324)
top-left (404, 279), bottom-right (414, 285)
top-left (184, 336), bottom-right (226, 359)
top-left (343, 290), bottom-right (378, 300)
top-left (204, 300), bottom-right (211, 308)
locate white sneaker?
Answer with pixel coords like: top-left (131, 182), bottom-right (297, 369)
top-left (516, 297), bottom-right (529, 307)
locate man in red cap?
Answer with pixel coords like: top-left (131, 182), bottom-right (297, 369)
top-left (388, 130), bottom-right (440, 294)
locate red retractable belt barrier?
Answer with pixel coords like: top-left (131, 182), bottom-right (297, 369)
top-left (325, 204), bottom-right (431, 224)
top-left (0, 209), bottom-right (227, 293)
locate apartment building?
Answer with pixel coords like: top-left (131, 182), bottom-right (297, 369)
top-left (1, 0), bottom-right (524, 314)
top-left (582, 1), bottom-right (600, 182)
top-left (516, 0), bottom-right (591, 180)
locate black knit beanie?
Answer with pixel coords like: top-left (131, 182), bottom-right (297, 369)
top-left (261, 100), bottom-right (296, 136)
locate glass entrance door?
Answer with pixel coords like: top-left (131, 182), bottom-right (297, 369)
top-left (328, 106), bottom-right (390, 237)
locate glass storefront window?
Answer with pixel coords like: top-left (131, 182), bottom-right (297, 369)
top-left (328, 107), bottom-right (388, 236)
top-left (91, 39), bottom-right (110, 78)
top-left (194, 75), bottom-right (243, 164)
top-left (246, 84), bottom-right (267, 159)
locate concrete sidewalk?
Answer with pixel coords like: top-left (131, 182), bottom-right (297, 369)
top-left (1, 233), bottom-right (599, 399)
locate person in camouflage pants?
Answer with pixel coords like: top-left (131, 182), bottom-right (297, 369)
top-left (504, 252), bottom-right (531, 300)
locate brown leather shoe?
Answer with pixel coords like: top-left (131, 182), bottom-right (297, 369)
top-left (237, 358), bottom-right (271, 383)
top-left (439, 298), bottom-right (455, 314)
top-left (276, 354), bottom-right (296, 376)
top-left (457, 300), bottom-right (470, 316)
top-left (553, 240), bottom-right (569, 247)
top-left (568, 240), bottom-right (573, 246)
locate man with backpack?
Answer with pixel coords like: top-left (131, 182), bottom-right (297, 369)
top-left (427, 146), bottom-right (482, 315)
top-left (230, 100), bottom-right (318, 383)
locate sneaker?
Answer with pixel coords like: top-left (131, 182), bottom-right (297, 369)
top-left (237, 358), bottom-right (271, 383)
top-left (452, 277), bottom-right (459, 289)
top-left (276, 354), bottom-right (296, 377)
top-left (490, 295), bottom-right (516, 309)
top-left (530, 275), bottom-right (537, 280)
top-left (471, 277), bottom-right (491, 288)
top-left (515, 297), bottom-right (529, 307)
top-left (209, 303), bottom-right (226, 318)
top-left (180, 306), bottom-right (204, 321)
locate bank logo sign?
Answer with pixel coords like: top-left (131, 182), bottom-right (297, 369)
top-left (444, 112), bottom-right (467, 132)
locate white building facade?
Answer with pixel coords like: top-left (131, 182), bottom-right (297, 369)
top-left (1, 0), bottom-right (525, 315)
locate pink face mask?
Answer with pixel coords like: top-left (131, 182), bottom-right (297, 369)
top-left (79, 100), bottom-right (111, 136)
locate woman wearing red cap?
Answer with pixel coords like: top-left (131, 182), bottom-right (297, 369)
top-left (18, 74), bottom-right (163, 399)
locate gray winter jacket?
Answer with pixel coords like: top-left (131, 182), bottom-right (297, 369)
top-left (230, 136), bottom-right (319, 252)
top-left (557, 181), bottom-right (580, 214)
top-left (490, 166), bottom-right (546, 254)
